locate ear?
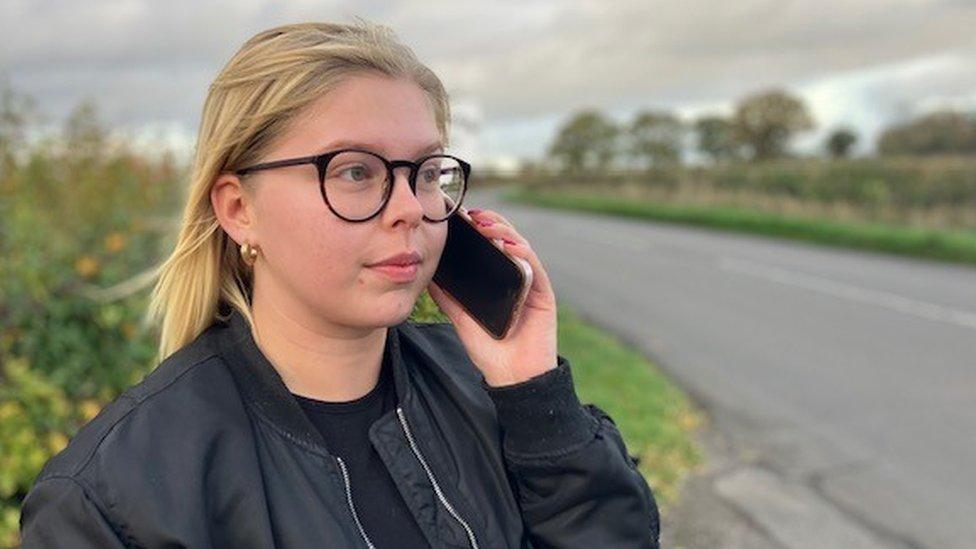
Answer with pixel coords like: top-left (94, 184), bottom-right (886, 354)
top-left (211, 173), bottom-right (258, 247)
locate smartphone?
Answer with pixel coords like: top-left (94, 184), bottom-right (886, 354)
top-left (431, 205), bottom-right (533, 340)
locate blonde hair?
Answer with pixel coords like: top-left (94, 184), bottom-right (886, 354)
top-left (144, 19), bottom-right (452, 364)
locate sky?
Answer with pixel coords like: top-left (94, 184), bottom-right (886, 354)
top-left (2, 0), bottom-right (975, 168)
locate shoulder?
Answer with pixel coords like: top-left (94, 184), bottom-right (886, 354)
top-left (30, 321), bottom-right (251, 492)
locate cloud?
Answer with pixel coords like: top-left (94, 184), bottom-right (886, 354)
top-left (794, 52), bottom-right (976, 154)
top-left (2, 0), bottom-right (974, 160)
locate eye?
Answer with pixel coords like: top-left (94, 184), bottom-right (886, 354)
top-left (338, 165), bottom-right (370, 182)
top-left (421, 167), bottom-right (440, 183)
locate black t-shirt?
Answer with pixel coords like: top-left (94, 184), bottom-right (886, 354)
top-left (291, 350), bottom-right (431, 549)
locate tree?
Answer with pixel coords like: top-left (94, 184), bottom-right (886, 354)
top-left (694, 115), bottom-right (739, 162)
top-left (627, 109), bottom-right (684, 169)
top-left (825, 128), bottom-right (858, 159)
top-left (877, 111), bottom-right (976, 155)
top-left (547, 110), bottom-right (620, 173)
top-left (732, 88), bottom-right (815, 161)
top-left (0, 78), bottom-right (39, 173)
top-left (63, 97), bottom-right (107, 161)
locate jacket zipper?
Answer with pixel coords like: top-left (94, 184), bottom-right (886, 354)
top-left (335, 455), bottom-right (376, 549)
top-left (396, 406), bottom-right (480, 549)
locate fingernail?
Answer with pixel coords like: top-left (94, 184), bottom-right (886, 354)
top-left (467, 208), bottom-right (482, 215)
top-left (503, 239), bottom-right (516, 245)
top-left (478, 220), bottom-right (494, 227)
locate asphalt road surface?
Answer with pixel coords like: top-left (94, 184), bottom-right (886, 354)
top-left (471, 187), bottom-right (976, 549)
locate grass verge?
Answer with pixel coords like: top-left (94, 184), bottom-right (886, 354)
top-left (556, 305), bottom-right (703, 510)
top-left (503, 186), bottom-right (976, 267)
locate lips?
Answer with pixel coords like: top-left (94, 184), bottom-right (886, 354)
top-left (366, 251), bottom-right (422, 283)
top-left (368, 251), bottom-right (422, 267)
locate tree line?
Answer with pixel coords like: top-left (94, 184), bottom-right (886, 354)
top-left (546, 87), bottom-right (976, 173)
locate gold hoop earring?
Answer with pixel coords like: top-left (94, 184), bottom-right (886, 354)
top-left (240, 242), bottom-right (260, 267)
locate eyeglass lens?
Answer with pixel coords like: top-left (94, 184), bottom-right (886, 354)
top-left (322, 151), bottom-right (464, 221)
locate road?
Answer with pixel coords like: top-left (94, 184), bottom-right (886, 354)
top-left (471, 187), bottom-right (976, 549)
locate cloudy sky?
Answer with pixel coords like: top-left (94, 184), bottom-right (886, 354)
top-left (2, 0), bottom-right (975, 166)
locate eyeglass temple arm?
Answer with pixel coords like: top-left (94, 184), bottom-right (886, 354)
top-left (235, 154), bottom-right (322, 175)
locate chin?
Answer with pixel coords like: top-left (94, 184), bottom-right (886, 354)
top-left (365, 294), bottom-right (420, 326)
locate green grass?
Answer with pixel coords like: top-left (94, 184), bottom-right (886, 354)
top-left (504, 186), bottom-right (976, 267)
top-left (556, 305), bottom-right (703, 509)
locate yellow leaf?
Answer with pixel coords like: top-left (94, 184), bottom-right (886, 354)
top-left (0, 402), bottom-right (21, 421)
top-left (46, 432), bottom-right (69, 454)
top-left (678, 411), bottom-right (701, 430)
top-left (74, 255), bottom-right (100, 277)
top-left (78, 399), bottom-right (102, 421)
top-left (104, 232), bottom-right (127, 252)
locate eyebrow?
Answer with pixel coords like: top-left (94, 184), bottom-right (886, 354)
top-left (316, 140), bottom-right (444, 158)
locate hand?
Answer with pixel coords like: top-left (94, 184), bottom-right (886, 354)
top-left (427, 208), bottom-right (558, 387)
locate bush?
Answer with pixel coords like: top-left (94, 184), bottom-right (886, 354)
top-left (500, 156), bottom-right (976, 229)
top-left (0, 110), bottom-right (186, 544)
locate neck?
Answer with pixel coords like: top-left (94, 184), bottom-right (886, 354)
top-left (248, 284), bottom-right (386, 403)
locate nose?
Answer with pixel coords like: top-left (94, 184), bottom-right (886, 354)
top-left (383, 166), bottom-right (425, 223)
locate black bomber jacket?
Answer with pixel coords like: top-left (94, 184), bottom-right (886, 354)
top-left (20, 307), bottom-right (661, 548)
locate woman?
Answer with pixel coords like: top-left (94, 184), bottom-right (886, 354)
top-left (20, 20), bottom-right (660, 548)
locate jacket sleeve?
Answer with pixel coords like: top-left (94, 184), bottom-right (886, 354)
top-left (19, 476), bottom-right (129, 548)
top-left (483, 354), bottom-right (661, 549)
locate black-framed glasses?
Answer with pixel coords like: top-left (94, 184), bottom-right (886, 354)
top-left (234, 148), bottom-right (470, 223)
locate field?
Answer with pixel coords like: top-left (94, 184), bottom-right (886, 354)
top-left (491, 155), bottom-right (976, 266)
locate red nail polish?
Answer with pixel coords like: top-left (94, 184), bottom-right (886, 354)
top-left (503, 239), bottom-right (516, 245)
top-left (468, 208), bottom-right (482, 215)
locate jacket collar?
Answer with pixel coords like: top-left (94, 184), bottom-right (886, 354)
top-left (214, 306), bottom-right (416, 453)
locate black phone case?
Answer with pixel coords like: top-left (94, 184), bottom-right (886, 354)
top-left (431, 208), bottom-right (531, 339)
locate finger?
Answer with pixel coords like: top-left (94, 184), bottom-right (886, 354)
top-left (499, 237), bottom-right (554, 299)
top-left (472, 218), bottom-right (528, 246)
top-left (469, 209), bottom-right (514, 227)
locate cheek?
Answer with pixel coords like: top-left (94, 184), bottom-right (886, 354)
top-left (259, 187), bottom-right (366, 286)
top-left (302, 217), bottom-right (367, 287)
top-left (425, 223), bottom-right (448, 276)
